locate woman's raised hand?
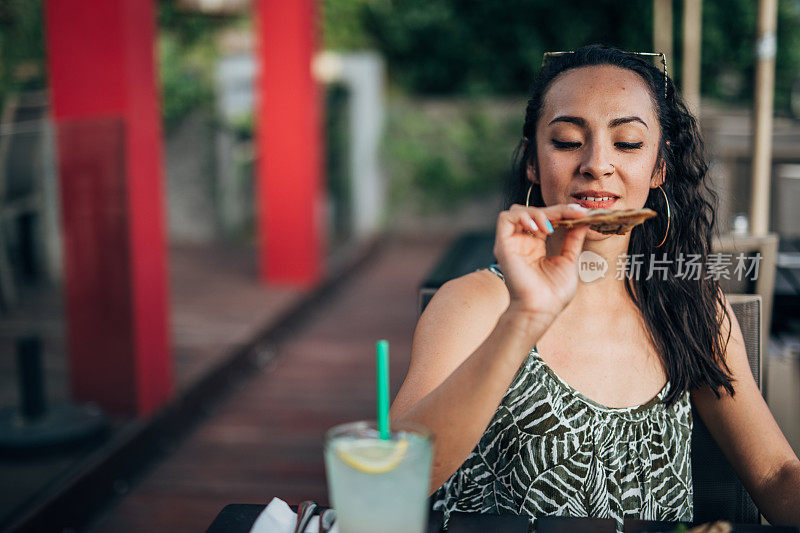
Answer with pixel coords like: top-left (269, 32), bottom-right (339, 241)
top-left (493, 204), bottom-right (589, 324)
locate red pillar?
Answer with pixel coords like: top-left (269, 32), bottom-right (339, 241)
top-left (254, 0), bottom-right (324, 286)
top-left (43, 0), bottom-right (171, 416)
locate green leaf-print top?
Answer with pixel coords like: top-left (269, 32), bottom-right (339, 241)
top-left (432, 266), bottom-right (693, 533)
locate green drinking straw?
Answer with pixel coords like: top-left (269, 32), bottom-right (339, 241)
top-left (376, 339), bottom-right (390, 440)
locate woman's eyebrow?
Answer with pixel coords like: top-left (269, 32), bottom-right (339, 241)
top-left (547, 115), bottom-right (649, 129)
top-left (609, 116), bottom-right (648, 129)
top-left (548, 115), bottom-right (585, 127)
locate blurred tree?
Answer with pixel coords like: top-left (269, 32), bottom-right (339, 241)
top-left (158, 29), bottom-right (217, 132)
top-left (0, 0), bottom-right (243, 128)
top-left (362, 0), bottom-right (651, 95)
top-left (323, 0), bottom-right (800, 113)
top-left (323, 0), bottom-right (373, 49)
top-left (0, 0), bottom-right (797, 117)
top-left (158, 0), bottom-right (238, 131)
top-left (693, 0), bottom-right (800, 112)
top-left (159, 0), bottom-right (222, 44)
top-left (322, 0), bottom-right (800, 212)
top-left (0, 0), bottom-right (46, 110)
top-left (383, 98), bottom-right (521, 211)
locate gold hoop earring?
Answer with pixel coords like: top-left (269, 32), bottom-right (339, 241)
top-left (654, 185), bottom-right (670, 248)
top-left (526, 184), bottom-right (533, 207)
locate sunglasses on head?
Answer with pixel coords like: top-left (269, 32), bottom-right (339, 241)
top-left (541, 50), bottom-right (668, 99)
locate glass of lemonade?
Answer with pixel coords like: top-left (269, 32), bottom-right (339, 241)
top-left (324, 420), bottom-right (432, 533)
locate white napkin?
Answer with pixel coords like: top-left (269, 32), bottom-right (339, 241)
top-left (250, 497), bottom-right (339, 533)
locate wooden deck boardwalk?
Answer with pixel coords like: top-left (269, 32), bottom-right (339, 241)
top-left (0, 243), bottom-right (305, 531)
top-left (84, 237), bottom-right (449, 532)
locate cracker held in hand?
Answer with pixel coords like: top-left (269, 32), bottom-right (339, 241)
top-left (552, 208), bottom-right (657, 235)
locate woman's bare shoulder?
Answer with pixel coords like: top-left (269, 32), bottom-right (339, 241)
top-left (391, 269), bottom-right (510, 418)
top-left (422, 269), bottom-right (510, 322)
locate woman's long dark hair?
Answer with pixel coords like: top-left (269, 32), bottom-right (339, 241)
top-left (508, 44), bottom-right (734, 406)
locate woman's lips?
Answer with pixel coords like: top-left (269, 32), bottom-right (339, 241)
top-left (571, 195), bottom-right (619, 209)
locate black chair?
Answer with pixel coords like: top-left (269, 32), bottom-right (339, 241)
top-left (418, 232), bottom-right (762, 523)
top-left (418, 231), bottom-right (495, 315)
top-left (692, 294), bottom-right (762, 524)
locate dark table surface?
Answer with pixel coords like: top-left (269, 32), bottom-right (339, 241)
top-left (206, 504), bottom-right (800, 533)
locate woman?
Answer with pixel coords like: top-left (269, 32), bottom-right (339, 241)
top-left (390, 45), bottom-right (800, 531)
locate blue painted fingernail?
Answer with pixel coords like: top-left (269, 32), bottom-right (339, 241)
top-left (545, 220), bottom-right (554, 233)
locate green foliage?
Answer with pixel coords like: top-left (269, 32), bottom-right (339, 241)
top-left (0, 0), bottom-right (46, 108)
top-left (340, 0), bottom-right (800, 214)
top-left (361, 0), bottom-right (652, 95)
top-left (696, 0), bottom-right (757, 102)
top-left (323, 0), bottom-right (374, 50)
top-left (0, 1), bottom-right (237, 127)
top-left (384, 98), bottom-right (521, 212)
top-left (159, 0), bottom-right (221, 45)
top-left (158, 31), bottom-right (216, 131)
top-left (158, 0), bottom-right (235, 131)
top-left (773, 1), bottom-right (800, 113)
top-left (692, 0), bottom-right (800, 111)
top-left (350, 0), bottom-right (800, 113)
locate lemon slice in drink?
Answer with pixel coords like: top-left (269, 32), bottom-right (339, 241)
top-left (335, 438), bottom-right (409, 474)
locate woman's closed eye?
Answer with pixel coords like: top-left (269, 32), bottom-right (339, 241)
top-left (551, 139), bottom-right (581, 149)
top-left (551, 139), bottom-right (644, 150)
top-left (616, 141), bottom-right (644, 150)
